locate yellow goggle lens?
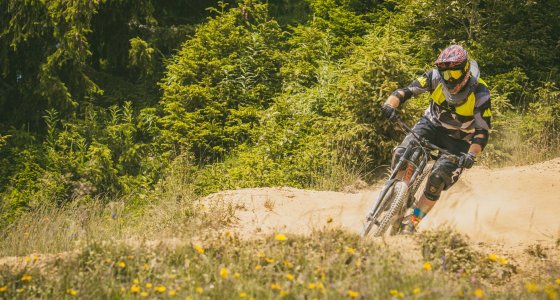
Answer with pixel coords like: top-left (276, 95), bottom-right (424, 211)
top-left (442, 69), bottom-right (464, 80)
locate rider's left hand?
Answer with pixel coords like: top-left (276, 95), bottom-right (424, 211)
top-left (459, 153), bottom-right (476, 169)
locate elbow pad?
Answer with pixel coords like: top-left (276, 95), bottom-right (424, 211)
top-left (391, 88), bottom-right (413, 104)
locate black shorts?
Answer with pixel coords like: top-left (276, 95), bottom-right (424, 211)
top-left (393, 117), bottom-right (470, 190)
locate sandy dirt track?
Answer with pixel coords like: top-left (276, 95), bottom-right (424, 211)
top-left (206, 157), bottom-right (560, 246)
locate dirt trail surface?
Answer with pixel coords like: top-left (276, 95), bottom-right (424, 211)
top-left (206, 157), bottom-right (560, 246)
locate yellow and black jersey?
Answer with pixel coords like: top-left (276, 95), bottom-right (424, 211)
top-left (401, 61), bottom-right (491, 142)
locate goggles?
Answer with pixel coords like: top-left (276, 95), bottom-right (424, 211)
top-left (438, 61), bottom-right (470, 82)
top-left (441, 69), bottom-right (464, 81)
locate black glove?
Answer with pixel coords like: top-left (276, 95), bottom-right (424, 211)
top-left (459, 153), bottom-right (476, 169)
top-left (381, 104), bottom-right (397, 121)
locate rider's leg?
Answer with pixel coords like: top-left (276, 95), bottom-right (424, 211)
top-left (406, 158), bottom-right (461, 232)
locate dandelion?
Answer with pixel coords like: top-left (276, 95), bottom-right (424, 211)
top-left (412, 287), bottom-right (421, 295)
top-left (255, 265), bottom-right (262, 271)
top-left (220, 267), bottom-right (229, 279)
top-left (33, 255), bottom-right (39, 261)
top-left (271, 283), bottom-right (281, 291)
top-left (196, 287), bottom-right (204, 294)
top-left (487, 253), bottom-right (497, 261)
top-left (194, 244), bottom-right (205, 254)
top-left (21, 274), bottom-right (32, 282)
top-left (140, 291), bottom-right (149, 297)
top-left (155, 286), bottom-right (166, 293)
top-left (130, 285), bottom-right (140, 293)
top-left (239, 292), bottom-right (247, 298)
top-left (265, 257), bottom-right (275, 264)
top-left (168, 290), bottom-right (177, 296)
top-left (286, 273), bottom-right (294, 281)
top-left (0, 286), bottom-right (7, 293)
top-left (474, 288), bottom-right (484, 298)
top-left (545, 286), bottom-right (557, 300)
top-left (498, 257), bottom-right (508, 265)
top-left (423, 262), bottom-right (432, 271)
top-left (145, 283), bottom-right (153, 289)
top-left (133, 279), bottom-right (139, 284)
top-left (275, 234), bottom-right (287, 241)
top-left (118, 261), bottom-right (126, 268)
top-left (24, 256), bottom-right (31, 262)
top-left (308, 283), bottom-right (316, 289)
top-left (347, 290), bottom-right (359, 298)
top-left (346, 247), bottom-right (356, 254)
top-left (66, 289), bottom-right (78, 296)
top-left (525, 282), bottom-right (539, 292)
top-left (390, 289), bottom-right (404, 298)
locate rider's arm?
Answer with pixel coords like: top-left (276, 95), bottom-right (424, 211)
top-left (470, 84), bottom-right (492, 157)
top-left (384, 70), bottom-right (435, 108)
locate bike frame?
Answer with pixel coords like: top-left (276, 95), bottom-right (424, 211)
top-left (365, 118), bottom-right (457, 224)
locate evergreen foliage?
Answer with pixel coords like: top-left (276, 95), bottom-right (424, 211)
top-left (0, 0), bottom-right (559, 226)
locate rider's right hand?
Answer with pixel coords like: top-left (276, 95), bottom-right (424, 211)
top-left (381, 104), bottom-right (398, 121)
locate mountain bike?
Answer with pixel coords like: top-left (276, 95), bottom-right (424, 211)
top-left (361, 118), bottom-right (460, 237)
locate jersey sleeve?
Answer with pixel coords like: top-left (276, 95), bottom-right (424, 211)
top-left (473, 84), bottom-right (492, 130)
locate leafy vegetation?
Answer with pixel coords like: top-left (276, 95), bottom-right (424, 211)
top-left (0, 0), bottom-right (559, 245)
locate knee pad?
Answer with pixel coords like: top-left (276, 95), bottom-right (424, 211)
top-left (423, 172), bottom-right (447, 201)
top-left (391, 146), bottom-right (406, 170)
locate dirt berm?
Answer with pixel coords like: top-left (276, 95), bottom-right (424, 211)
top-left (205, 157), bottom-right (560, 246)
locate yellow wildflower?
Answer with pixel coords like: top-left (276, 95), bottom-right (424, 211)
top-left (234, 272), bottom-right (241, 278)
top-left (220, 267), bottom-right (229, 279)
top-left (155, 286), bottom-right (166, 293)
top-left (255, 265), bottom-right (262, 271)
top-left (133, 279), bottom-right (139, 284)
top-left (355, 261), bottom-right (362, 268)
top-left (257, 251), bottom-right (265, 258)
top-left (423, 262), bottom-right (432, 271)
top-left (196, 287), bottom-right (203, 294)
top-left (24, 256), bottom-right (31, 262)
top-left (143, 263), bottom-right (150, 270)
top-left (283, 260), bottom-right (293, 269)
top-left (239, 292), bottom-right (247, 298)
top-left (556, 278), bottom-right (560, 285)
top-left (498, 257), bottom-right (508, 265)
top-left (346, 247), bottom-right (356, 254)
top-left (271, 283), bottom-right (281, 290)
top-left (66, 289), bottom-right (78, 296)
top-left (474, 288), bottom-right (484, 299)
top-left (130, 285), bottom-right (140, 293)
top-left (265, 257), bottom-right (275, 264)
top-left (390, 289), bottom-right (404, 298)
top-left (21, 274), bottom-right (32, 282)
top-left (525, 282), bottom-right (539, 293)
top-left (347, 290), bottom-right (359, 298)
top-left (168, 290), bottom-right (177, 296)
top-left (118, 261), bottom-right (126, 268)
top-left (145, 283), bottom-right (153, 289)
top-left (0, 286), bottom-right (7, 292)
top-left (487, 253), bottom-right (498, 261)
top-left (194, 244), bottom-right (205, 254)
top-left (140, 291), bottom-right (149, 297)
top-left (33, 255), bottom-right (39, 261)
top-left (275, 234), bottom-right (287, 241)
top-left (308, 283), bottom-right (316, 289)
top-left (412, 287), bottom-right (421, 295)
top-left (286, 273), bottom-right (294, 281)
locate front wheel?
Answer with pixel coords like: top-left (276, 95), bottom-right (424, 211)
top-left (362, 181), bottom-right (408, 237)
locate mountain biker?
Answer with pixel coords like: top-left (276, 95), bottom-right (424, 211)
top-left (381, 45), bottom-right (491, 233)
